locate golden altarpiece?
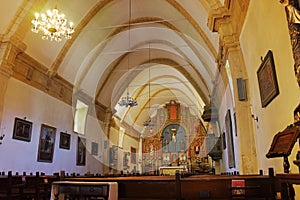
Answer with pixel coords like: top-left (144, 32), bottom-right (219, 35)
top-left (141, 100), bottom-right (207, 174)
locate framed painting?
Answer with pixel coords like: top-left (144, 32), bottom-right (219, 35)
top-left (37, 124), bottom-right (56, 163)
top-left (222, 132), bottom-right (226, 150)
top-left (123, 152), bottom-right (130, 169)
top-left (91, 142), bottom-right (98, 156)
top-left (12, 117), bottom-right (32, 142)
top-left (131, 147), bottom-right (136, 164)
top-left (59, 132), bottom-right (70, 150)
top-left (257, 50), bottom-right (279, 108)
top-left (225, 110), bottom-right (235, 168)
top-left (109, 145), bottom-right (118, 167)
top-left (76, 136), bottom-right (86, 166)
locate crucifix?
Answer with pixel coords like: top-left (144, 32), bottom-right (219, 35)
top-left (171, 128), bottom-right (177, 142)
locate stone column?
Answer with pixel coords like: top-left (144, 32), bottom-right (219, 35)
top-left (208, 8), bottom-right (258, 174)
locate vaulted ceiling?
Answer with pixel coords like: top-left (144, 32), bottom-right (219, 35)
top-left (1, 0), bottom-right (223, 134)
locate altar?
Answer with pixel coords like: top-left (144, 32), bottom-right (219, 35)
top-left (159, 165), bottom-right (187, 175)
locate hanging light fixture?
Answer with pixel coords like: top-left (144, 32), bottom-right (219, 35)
top-left (143, 43), bottom-right (154, 127)
top-left (31, 0), bottom-right (74, 42)
top-left (118, 92), bottom-right (138, 107)
top-left (118, 0), bottom-right (138, 108)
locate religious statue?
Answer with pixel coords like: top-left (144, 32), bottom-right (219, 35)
top-left (164, 139), bottom-right (169, 152)
top-left (280, 0), bottom-right (300, 86)
top-left (171, 128), bottom-right (177, 143)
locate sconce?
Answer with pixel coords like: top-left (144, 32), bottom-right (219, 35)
top-left (0, 127), bottom-right (5, 145)
top-left (250, 105), bottom-right (258, 122)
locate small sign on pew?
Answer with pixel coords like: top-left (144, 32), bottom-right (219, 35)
top-left (231, 179), bottom-right (245, 195)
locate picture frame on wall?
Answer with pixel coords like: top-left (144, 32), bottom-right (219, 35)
top-left (12, 117), bottom-right (32, 142)
top-left (59, 132), bottom-right (71, 150)
top-left (131, 147), bottom-right (136, 164)
top-left (225, 110), bottom-right (235, 168)
top-left (257, 50), bottom-right (279, 108)
top-left (76, 136), bottom-right (86, 166)
top-left (37, 124), bottom-right (56, 163)
top-left (91, 142), bottom-right (98, 156)
top-left (222, 132), bottom-right (226, 150)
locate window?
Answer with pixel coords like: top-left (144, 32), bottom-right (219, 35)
top-left (118, 127), bottom-right (125, 148)
top-left (225, 60), bottom-right (235, 101)
top-left (73, 100), bottom-right (88, 134)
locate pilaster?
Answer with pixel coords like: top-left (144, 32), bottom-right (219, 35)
top-left (209, 5), bottom-right (258, 174)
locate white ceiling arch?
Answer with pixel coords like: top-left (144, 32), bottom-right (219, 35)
top-left (1, 0), bottom-right (223, 134)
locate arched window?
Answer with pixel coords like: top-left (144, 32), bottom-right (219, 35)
top-left (118, 127), bottom-right (125, 148)
top-left (225, 60), bottom-right (234, 98)
top-left (73, 100), bottom-right (88, 134)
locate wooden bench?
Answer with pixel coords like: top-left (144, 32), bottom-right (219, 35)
top-left (22, 172), bottom-right (59, 200)
top-left (61, 173), bottom-right (276, 200)
top-left (0, 172), bottom-right (59, 200)
top-left (0, 171), bottom-right (24, 200)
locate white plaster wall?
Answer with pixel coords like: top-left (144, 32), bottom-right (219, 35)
top-left (218, 85), bottom-right (240, 174)
top-left (0, 78), bottom-right (103, 175)
top-left (240, 0), bottom-right (300, 174)
top-left (108, 126), bottom-right (139, 173)
top-left (122, 134), bottom-right (139, 172)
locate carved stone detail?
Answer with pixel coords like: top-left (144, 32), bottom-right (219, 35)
top-left (0, 36), bottom-right (26, 77)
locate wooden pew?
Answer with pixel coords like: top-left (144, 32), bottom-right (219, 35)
top-left (22, 172), bottom-right (57, 200)
top-left (0, 171), bottom-right (59, 200)
top-left (0, 171), bottom-right (24, 200)
top-left (63, 175), bottom-right (180, 200)
top-left (61, 172), bottom-right (276, 200)
top-left (180, 174), bottom-right (275, 199)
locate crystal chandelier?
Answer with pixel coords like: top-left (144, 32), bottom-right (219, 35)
top-left (118, 92), bottom-right (138, 107)
top-left (118, 0), bottom-right (137, 108)
top-left (31, 0), bottom-right (74, 42)
top-left (143, 118), bottom-right (152, 127)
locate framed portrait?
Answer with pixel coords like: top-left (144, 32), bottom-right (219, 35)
top-left (12, 117), bottom-right (32, 142)
top-left (225, 110), bottom-right (235, 168)
top-left (91, 142), bottom-right (98, 156)
top-left (257, 50), bottom-right (279, 108)
top-left (130, 147), bottom-right (136, 164)
top-left (109, 145), bottom-right (118, 167)
top-left (37, 124), bottom-right (56, 163)
top-left (76, 136), bottom-right (86, 166)
top-left (59, 132), bottom-right (70, 150)
top-left (222, 132), bottom-right (226, 150)
top-left (123, 152), bottom-right (130, 169)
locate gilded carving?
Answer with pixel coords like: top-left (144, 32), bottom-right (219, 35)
top-left (280, 0), bottom-right (300, 86)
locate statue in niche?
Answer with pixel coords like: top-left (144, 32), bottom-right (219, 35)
top-left (164, 139), bottom-right (169, 152)
top-left (280, 0), bottom-right (300, 86)
top-left (171, 128), bottom-right (177, 143)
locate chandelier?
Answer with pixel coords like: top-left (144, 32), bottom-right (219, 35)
top-left (31, 0), bottom-right (74, 42)
top-left (143, 118), bottom-right (154, 127)
top-left (118, 0), bottom-right (138, 108)
top-left (118, 92), bottom-right (138, 107)
top-left (143, 43), bottom-right (154, 127)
